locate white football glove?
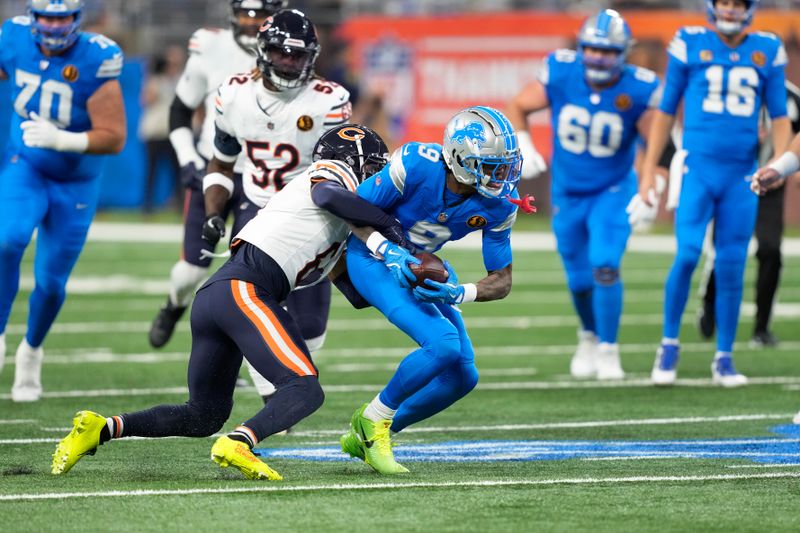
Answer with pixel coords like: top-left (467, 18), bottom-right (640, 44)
top-left (21, 112), bottom-right (88, 152)
top-left (626, 175), bottom-right (666, 233)
top-left (516, 130), bottom-right (548, 179)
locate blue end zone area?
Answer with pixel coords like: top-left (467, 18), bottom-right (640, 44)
top-left (254, 424), bottom-right (800, 465)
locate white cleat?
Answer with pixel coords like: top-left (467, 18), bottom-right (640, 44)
top-left (11, 340), bottom-right (43, 402)
top-left (711, 355), bottom-right (748, 388)
top-left (595, 342), bottom-right (625, 380)
top-left (794, 411), bottom-right (800, 425)
top-left (651, 344), bottom-right (680, 386)
top-left (570, 330), bottom-right (597, 379)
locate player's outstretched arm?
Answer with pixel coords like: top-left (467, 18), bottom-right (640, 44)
top-left (473, 264), bottom-right (513, 302)
top-left (505, 80), bottom-right (549, 180)
top-left (751, 123), bottom-right (800, 195)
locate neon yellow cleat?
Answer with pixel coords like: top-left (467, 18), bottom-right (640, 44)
top-left (340, 428), bottom-right (365, 460)
top-left (347, 404), bottom-right (408, 475)
top-left (52, 410), bottom-right (106, 475)
top-left (211, 436), bottom-right (283, 480)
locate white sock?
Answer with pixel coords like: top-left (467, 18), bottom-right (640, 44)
top-left (169, 260), bottom-right (209, 307)
top-left (661, 337), bottom-right (679, 346)
top-left (363, 395), bottom-right (396, 422)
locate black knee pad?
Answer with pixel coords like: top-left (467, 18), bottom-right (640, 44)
top-left (593, 267), bottom-right (619, 286)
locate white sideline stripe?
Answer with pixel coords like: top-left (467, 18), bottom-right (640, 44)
top-left (7, 413), bottom-right (796, 441)
top-left (0, 419), bottom-right (36, 425)
top-left (2, 472), bottom-right (800, 501)
top-left (14, 340), bottom-right (800, 366)
top-left (583, 452), bottom-right (800, 461)
top-left (1, 311), bottom-right (789, 336)
top-left (19, 270), bottom-right (800, 295)
top-left (84, 223), bottom-right (800, 256)
top-left (3, 377), bottom-right (800, 401)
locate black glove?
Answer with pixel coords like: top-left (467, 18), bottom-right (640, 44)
top-left (201, 215), bottom-right (226, 247)
top-left (180, 161), bottom-right (204, 189)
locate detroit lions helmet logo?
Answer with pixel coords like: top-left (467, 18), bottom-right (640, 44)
top-left (450, 122), bottom-right (486, 149)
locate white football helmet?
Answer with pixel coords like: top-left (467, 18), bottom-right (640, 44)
top-left (442, 106), bottom-right (522, 199)
top-left (706, 0), bottom-right (757, 36)
top-left (28, 0), bottom-right (82, 52)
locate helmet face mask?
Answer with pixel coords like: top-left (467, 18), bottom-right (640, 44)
top-left (28, 0), bottom-right (83, 52)
top-left (256, 9), bottom-right (320, 91)
top-left (706, 0), bottom-right (757, 36)
top-left (230, 0), bottom-right (286, 51)
top-left (312, 125), bottom-right (390, 183)
top-left (577, 9), bottom-right (632, 84)
top-left (442, 106), bottom-right (522, 199)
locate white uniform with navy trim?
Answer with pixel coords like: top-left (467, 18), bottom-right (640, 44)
top-left (234, 159), bottom-right (358, 290)
top-left (174, 27), bottom-right (254, 173)
top-left (213, 72), bottom-right (352, 207)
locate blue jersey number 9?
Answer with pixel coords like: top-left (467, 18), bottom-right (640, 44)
top-left (14, 69), bottom-right (73, 127)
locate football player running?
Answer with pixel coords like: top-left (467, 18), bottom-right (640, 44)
top-left (52, 124), bottom-right (402, 481)
top-left (639, 0), bottom-right (791, 386)
top-left (505, 9), bottom-right (661, 380)
top-left (339, 106), bottom-right (523, 475)
top-left (0, 0), bottom-right (125, 401)
top-left (201, 9), bottom-right (352, 402)
top-left (148, 0), bottom-right (285, 349)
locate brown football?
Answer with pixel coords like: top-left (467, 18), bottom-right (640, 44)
top-left (409, 252), bottom-right (449, 289)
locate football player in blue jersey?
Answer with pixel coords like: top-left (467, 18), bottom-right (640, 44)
top-left (0, 0), bottom-right (126, 402)
top-left (506, 9), bottom-right (661, 380)
top-left (639, 0), bottom-right (791, 387)
top-left (339, 106), bottom-right (525, 475)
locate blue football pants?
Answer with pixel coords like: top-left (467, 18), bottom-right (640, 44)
top-left (551, 175), bottom-right (635, 344)
top-left (346, 240), bottom-right (479, 433)
top-left (663, 153), bottom-right (758, 352)
top-left (0, 156), bottom-right (100, 347)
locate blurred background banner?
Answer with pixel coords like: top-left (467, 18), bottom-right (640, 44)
top-left (341, 10), bottom-right (800, 149)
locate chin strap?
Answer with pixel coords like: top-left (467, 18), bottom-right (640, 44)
top-left (506, 194), bottom-right (537, 214)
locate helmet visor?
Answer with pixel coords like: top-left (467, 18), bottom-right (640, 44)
top-left (266, 45), bottom-right (312, 80)
top-left (361, 155), bottom-right (389, 180)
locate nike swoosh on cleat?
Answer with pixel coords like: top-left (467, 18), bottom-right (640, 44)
top-left (359, 426), bottom-right (374, 449)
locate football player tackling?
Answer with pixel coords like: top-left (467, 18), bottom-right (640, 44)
top-left (52, 124), bottom-right (403, 480)
top-left (0, 0), bottom-right (125, 401)
top-left (639, 0), bottom-right (791, 386)
top-left (506, 9), bottom-right (661, 380)
top-left (340, 106), bottom-right (523, 475)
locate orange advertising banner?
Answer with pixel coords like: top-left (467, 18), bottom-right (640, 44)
top-left (339, 10), bottom-right (800, 151)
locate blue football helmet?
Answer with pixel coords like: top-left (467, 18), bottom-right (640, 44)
top-left (442, 106), bottom-right (522, 199)
top-left (706, 0), bottom-right (758, 36)
top-left (28, 0), bottom-right (83, 52)
top-left (577, 9), bottom-right (632, 84)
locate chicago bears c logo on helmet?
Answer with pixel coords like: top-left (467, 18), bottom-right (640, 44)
top-left (337, 127), bottom-right (366, 141)
top-left (450, 122), bottom-right (486, 149)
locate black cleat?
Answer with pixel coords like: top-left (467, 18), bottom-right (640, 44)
top-left (148, 298), bottom-right (187, 348)
top-left (697, 306), bottom-right (715, 340)
top-left (750, 330), bottom-right (778, 349)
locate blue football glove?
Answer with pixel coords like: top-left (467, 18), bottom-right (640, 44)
top-left (413, 261), bottom-right (466, 305)
top-left (376, 240), bottom-right (420, 289)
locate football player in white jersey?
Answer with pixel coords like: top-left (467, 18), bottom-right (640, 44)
top-left (201, 9), bottom-right (351, 401)
top-left (148, 0), bottom-right (286, 349)
top-left (52, 124), bottom-right (411, 481)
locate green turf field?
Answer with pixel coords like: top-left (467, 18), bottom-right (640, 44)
top-left (1, 230), bottom-right (799, 532)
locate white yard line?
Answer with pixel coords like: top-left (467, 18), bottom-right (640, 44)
top-left (2, 311), bottom-right (793, 336)
top-left (726, 463), bottom-right (800, 469)
top-left (84, 223), bottom-right (800, 256)
top-left (2, 472), bottom-right (799, 502)
top-left (0, 419), bottom-right (36, 425)
top-left (2, 377), bottom-right (800, 402)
